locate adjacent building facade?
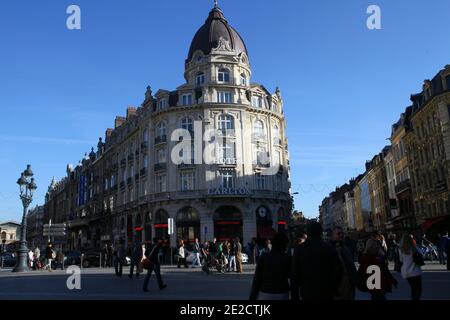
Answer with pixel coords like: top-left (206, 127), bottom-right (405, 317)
top-left (320, 65), bottom-right (450, 237)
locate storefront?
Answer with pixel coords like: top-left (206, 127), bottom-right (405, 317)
top-left (213, 206), bottom-right (243, 242)
top-left (154, 209), bottom-right (169, 241)
top-left (176, 206), bottom-right (200, 243)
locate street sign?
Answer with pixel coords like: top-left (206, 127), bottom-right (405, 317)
top-left (43, 223), bottom-right (67, 238)
top-left (168, 218), bottom-right (174, 235)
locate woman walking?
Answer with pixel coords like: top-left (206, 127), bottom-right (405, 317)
top-left (399, 234), bottom-right (423, 300)
top-left (177, 240), bottom-right (188, 268)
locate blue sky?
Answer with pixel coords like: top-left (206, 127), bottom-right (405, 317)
top-left (1, 0), bottom-right (450, 222)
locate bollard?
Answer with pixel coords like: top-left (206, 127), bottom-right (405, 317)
top-left (99, 253), bottom-right (102, 269)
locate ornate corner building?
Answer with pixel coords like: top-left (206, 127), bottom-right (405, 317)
top-left (43, 5), bottom-right (292, 250)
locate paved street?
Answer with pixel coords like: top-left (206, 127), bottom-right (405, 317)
top-left (0, 262), bottom-right (449, 300)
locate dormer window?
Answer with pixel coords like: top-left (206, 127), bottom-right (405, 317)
top-left (240, 73), bottom-right (247, 86)
top-left (252, 96), bottom-right (263, 108)
top-left (158, 98), bottom-right (167, 111)
top-left (196, 72), bottom-right (205, 86)
top-left (218, 68), bottom-right (230, 83)
top-left (182, 93), bottom-right (193, 106)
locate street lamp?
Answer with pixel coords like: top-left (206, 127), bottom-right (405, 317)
top-left (12, 165), bottom-right (37, 273)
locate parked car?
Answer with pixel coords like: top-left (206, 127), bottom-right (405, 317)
top-left (63, 250), bottom-right (101, 268)
top-left (241, 253), bottom-right (249, 264)
top-left (0, 252), bottom-right (16, 268)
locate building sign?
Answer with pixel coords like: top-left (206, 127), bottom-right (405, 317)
top-left (208, 188), bottom-right (251, 195)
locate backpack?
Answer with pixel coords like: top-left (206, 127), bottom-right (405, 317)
top-left (413, 249), bottom-right (425, 267)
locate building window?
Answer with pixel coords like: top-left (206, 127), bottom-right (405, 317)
top-left (158, 98), bottom-right (167, 111)
top-left (110, 174), bottom-right (116, 188)
top-left (180, 171), bottom-right (195, 191)
top-left (196, 72), bottom-right (205, 86)
top-left (181, 117), bottom-right (194, 135)
top-left (272, 102), bottom-right (278, 112)
top-left (218, 141), bottom-right (235, 161)
top-left (156, 174), bottom-right (166, 193)
top-left (157, 122), bottom-right (166, 138)
top-left (217, 91), bottom-right (232, 103)
top-left (104, 178), bottom-right (109, 191)
top-left (252, 96), bottom-right (262, 108)
top-left (220, 171), bottom-right (234, 189)
top-left (143, 155), bottom-right (148, 168)
top-left (255, 173), bottom-right (266, 190)
top-left (182, 93), bottom-right (193, 106)
top-left (218, 68), bottom-right (230, 83)
top-left (142, 128), bottom-right (149, 142)
top-left (240, 73), bottom-right (247, 86)
top-left (218, 114), bottom-right (234, 133)
top-left (156, 148), bottom-right (166, 164)
top-left (253, 120), bottom-right (264, 136)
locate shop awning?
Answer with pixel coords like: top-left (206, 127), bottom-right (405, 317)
top-left (421, 216), bottom-right (448, 231)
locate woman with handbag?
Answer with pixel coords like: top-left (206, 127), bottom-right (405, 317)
top-left (398, 234), bottom-right (423, 300)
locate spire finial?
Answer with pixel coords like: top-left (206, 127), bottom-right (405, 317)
top-left (214, 0), bottom-right (218, 9)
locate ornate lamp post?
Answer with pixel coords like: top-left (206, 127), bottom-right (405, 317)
top-left (12, 165), bottom-right (37, 273)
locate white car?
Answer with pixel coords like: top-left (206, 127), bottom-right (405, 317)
top-left (241, 253), bottom-right (249, 264)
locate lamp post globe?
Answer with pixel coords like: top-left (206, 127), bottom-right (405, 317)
top-left (12, 165), bottom-right (37, 273)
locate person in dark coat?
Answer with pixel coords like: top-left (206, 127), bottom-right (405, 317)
top-left (291, 221), bottom-right (343, 300)
top-left (129, 240), bottom-right (143, 278)
top-left (143, 238), bottom-right (167, 292)
top-left (250, 233), bottom-right (292, 300)
top-left (329, 226), bottom-right (358, 300)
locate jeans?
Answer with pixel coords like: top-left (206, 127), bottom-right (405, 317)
top-left (45, 259), bottom-right (53, 270)
top-left (228, 255), bottom-right (236, 271)
top-left (192, 253), bottom-right (201, 267)
top-left (143, 263), bottom-right (164, 290)
top-left (114, 257), bottom-right (123, 276)
top-left (406, 275), bottom-right (422, 301)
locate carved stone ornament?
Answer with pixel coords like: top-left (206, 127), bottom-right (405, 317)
top-left (212, 36), bottom-right (233, 53)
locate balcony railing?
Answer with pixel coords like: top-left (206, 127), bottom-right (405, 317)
top-left (155, 135), bottom-right (167, 145)
top-left (154, 163), bottom-right (167, 172)
top-left (252, 133), bottom-right (267, 142)
top-left (253, 162), bottom-right (271, 170)
top-left (178, 163), bottom-right (197, 169)
top-left (395, 179), bottom-right (411, 195)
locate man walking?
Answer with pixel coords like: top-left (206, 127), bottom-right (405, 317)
top-left (291, 221), bottom-right (343, 300)
top-left (114, 239), bottom-right (126, 277)
top-left (192, 238), bottom-right (202, 268)
top-left (143, 238), bottom-right (167, 292)
top-left (228, 239), bottom-right (236, 272)
top-left (329, 226), bottom-right (357, 300)
top-left (129, 240), bottom-right (143, 278)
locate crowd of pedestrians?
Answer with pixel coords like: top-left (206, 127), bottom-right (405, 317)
top-left (248, 221), bottom-right (444, 301)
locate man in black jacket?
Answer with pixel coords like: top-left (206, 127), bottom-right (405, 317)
top-left (143, 238), bottom-right (167, 292)
top-left (291, 222), bottom-right (343, 300)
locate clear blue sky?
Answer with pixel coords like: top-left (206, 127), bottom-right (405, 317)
top-left (1, 0), bottom-right (450, 222)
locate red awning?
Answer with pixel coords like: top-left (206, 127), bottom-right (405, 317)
top-left (421, 216), bottom-right (448, 231)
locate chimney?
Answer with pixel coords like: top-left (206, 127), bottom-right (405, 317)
top-left (126, 107), bottom-right (137, 119)
top-left (115, 117), bottom-right (126, 129)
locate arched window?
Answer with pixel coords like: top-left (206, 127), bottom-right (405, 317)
top-left (156, 122), bottom-right (166, 138)
top-left (240, 73), bottom-right (247, 86)
top-left (196, 72), bottom-right (205, 86)
top-left (253, 120), bottom-right (264, 136)
top-left (273, 124), bottom-right (280, 137)
top-left (218, 68), bottom-right (230, 83)
top-left (1, 231), bottom-right (6, 240)
top-left (218, 115), bottom-right (234, 133)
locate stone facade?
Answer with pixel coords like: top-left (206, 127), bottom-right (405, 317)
top-left (43, 5), bottom-right (292, 250)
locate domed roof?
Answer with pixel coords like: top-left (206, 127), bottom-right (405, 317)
top-left (187, 6), bottom-right (248, 62)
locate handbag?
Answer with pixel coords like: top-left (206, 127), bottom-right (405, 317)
top-left (142, 258), bottom-right (151, 270)
top-left (413, 249), bottom-right (425, 267)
